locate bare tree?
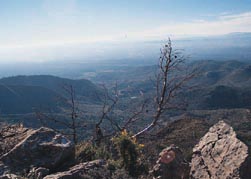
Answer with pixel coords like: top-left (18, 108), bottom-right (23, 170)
top-left (36, 84), bottom-right (84, 144)
top-left (92, 39), bottom-right (195, 138)
top-left (133, 38), bottom-right (196, 137)
top-left (62, 84), bottom-right (78, 144)
top-left (95, 83), bottom-right (120, 143)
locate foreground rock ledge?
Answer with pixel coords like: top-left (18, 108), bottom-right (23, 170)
top-left (0, 127), bottom-right (74, 175)
top-left (44, 160), bottom-right (106, 179)
top-left (190, 120), bottom-right (248, 179)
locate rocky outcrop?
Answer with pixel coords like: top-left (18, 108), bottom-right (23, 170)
top-left (190, 120), bottom-right (248, 179)
top-left (151, 145), bottom-right (189, 179)
top-left (44, 159), bottom-right (108, 179)
top-left (0, 124), bottom-right (32, 156)
top-left (0, 127), bottom-right (74, 175)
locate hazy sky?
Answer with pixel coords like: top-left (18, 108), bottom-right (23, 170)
top-left (0, 0), bottom-right (251, 62)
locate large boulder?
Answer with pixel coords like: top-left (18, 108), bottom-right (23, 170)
top-left (0, 127), bottom-right (74, 174)
top-left (190, 120), bottom-right (249, 179)
top-left (150, 145), bottom-right (189, 179)
top-left (44, 159), bottom-right (108, 179)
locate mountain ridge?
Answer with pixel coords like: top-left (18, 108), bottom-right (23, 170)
top-left (0, 75), bottom-right (102, 114)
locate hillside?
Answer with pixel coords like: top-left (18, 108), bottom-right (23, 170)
top-left (0, 75), bottom-right (103, 115)
top-left (185, 60), bottom-right (251, 109)
top-left (0, 75), bottom-right (102, 103)
top-left (0, 85), bottom-right (64, 114)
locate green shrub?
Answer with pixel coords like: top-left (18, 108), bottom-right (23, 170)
top-left (112, 130), bottom-right (145, 177)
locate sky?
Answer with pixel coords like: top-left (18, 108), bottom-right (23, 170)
top-left (0, 0), bottom-right (251, 62)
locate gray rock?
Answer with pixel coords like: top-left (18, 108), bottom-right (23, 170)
top-left (44, 159), bottom-right (107, 179)
top-left (0, 124), bottom-right (31, 157)
top-left (0, 127), bottom-right (74, 173)
top-left (190, 120), bottom-right (248, 179)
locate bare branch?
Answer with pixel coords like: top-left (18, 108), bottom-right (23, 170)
top-left (133, 38), bottom-right (196, 138)
top-left (95, 82), bottom-right (119, 143)
top-left (122, 99), bottom-right (148, 130)
top-left (96, 83), bottom-right (119, 126)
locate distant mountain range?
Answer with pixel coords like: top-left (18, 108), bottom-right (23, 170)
top-left (0, 75), bottom-right (102, 114)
